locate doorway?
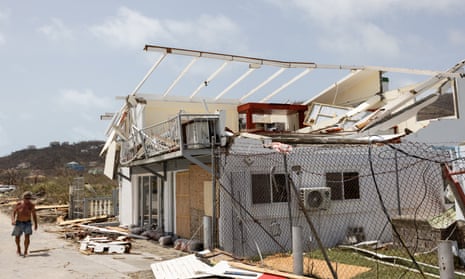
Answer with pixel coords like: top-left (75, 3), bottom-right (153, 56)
top-left (138, 175), bottom-right (159, 227)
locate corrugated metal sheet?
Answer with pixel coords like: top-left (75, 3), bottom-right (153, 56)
top-left (151, 254), bottom-right (211, 279)
top-left (150, 254), bottom-right (263, 279)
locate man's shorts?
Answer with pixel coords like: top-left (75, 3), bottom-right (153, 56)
top-left (11, 221), bottom-right (33, 236)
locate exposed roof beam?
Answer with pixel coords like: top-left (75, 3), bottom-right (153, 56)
top-left (144, 45), bottom-right (464, 78)
top-left (214, 67), bottom-right (256, 101)
top-left (131, 53), bottom-right (166, 96)
top-left (240, 68), bottom-right (286, 102)
top-left (189, 61), bottom-right (229, 99)
top-left (163, 57), bottom-right (198, 97)
top-left (260, 68), bottom-right (313, 103)
top-left (145, 44), bottom-right (317, 69)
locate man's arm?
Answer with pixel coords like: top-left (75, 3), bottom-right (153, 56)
top-left (11, 204), bottom-right (17, 225)
top-left (32, 206), bottom-right (38, 230)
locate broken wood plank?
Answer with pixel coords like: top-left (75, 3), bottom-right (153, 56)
top-left (105, 226), bottom-right (129, 233)
top-left (30, 248), bottom-right (51, 253)
top-left (79, 224), bottom-right (148, 240)
top-left (35, 204), bottom-right (69, 210)
top-left (58, 215), bottom-right (108, 226)
top-left (228, 261), bottom-right (311, 279)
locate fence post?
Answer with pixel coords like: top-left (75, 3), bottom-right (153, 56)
top-left (438, 240), bottom-right (454, 279)
top-left (83, 198), bottom-right (88, 218)
top-left (293, 226), bottom-right (303, 275)
top-left (203, 216), bottom-right (212, 250)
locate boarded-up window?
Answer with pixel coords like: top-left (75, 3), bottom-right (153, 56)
top-left (326, 172), bottom-right (360, 200)
top-left (251, 174), bottom-right (289, 204)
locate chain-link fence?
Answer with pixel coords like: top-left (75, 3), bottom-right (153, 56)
top-left (217, 141), bottom-right (465, 278)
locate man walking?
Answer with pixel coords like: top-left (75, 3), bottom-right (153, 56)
top-left (11, 191), bottom-right (38, 257)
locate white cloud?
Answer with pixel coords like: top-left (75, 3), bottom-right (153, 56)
top-left (57, 89), bottom-right (109, 109)
top-left (287, 0), bottom-right (463, 24)
top-left (319, 23), bottom-right (399, 57)
top-left (90, 7), bottom-right (244, 51)
top-left (90, 6), bottom-right (169, 49)
top-left (38, 18), bottom-right (74, 41)
top-left (268, 0), bottom-right (463, 59)
top-left (165, 14), bottom-right (243, 49)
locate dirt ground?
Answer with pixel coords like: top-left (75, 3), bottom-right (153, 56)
top-left (262, 254), bottom-right (371, 279)
top-left (0, 209), bottom-right (186, 279)
top-left (1, 198), bottom-right (369, 279)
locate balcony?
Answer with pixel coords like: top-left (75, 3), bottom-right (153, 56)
top-left (120, 112), bottom-right (220, 165)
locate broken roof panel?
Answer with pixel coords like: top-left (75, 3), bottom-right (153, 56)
top-left (136, 45), bottom-right (462, 106)
top-left (302, 69), bottom-right (382, 107)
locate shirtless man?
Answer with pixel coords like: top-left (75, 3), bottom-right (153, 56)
top-left (11, 191), bottom-right (38, 257)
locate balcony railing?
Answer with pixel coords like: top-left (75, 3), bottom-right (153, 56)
top-left (120, 113), bottom-right (219, 165)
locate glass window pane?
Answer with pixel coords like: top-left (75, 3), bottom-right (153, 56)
top-left (252, 174), bottom-right (271, 204)
top-left (272, 174), bottom-right (288, 203)
top-left (326, 172), bottom-right (342, 200)
top-left (344, 172), bottom-right (360, 199)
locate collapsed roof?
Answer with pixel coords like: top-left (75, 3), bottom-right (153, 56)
top-left (103, 45), bottom-right (465, 153)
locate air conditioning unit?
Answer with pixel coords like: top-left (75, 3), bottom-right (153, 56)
top-left (300, 187), bottom-right (331, 210)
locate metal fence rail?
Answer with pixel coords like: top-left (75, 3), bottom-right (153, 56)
top-left (217, 141), bottom-right (465, 278)
top-left (120, 113), bottom-right (220, 164)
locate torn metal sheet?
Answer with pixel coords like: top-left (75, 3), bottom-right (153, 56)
top-left (150, 254), bottom-right (212, 279)
top-left (150, 254), bottom-right (263, 279)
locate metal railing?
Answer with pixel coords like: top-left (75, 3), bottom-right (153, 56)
top-left (120, 112), bottom-right (219, 164)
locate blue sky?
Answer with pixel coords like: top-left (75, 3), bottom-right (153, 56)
top-left (0, 0), bottom-right (464, 156)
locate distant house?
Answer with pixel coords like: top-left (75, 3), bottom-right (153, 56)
top-left (0, 184), bottom-right (16, 193)
top-left (66, 161), bottom-right (85, 171)
top-left (50, 141), bottom-right (60, 147)
top-left (16, 162), bottom-right (30, 169)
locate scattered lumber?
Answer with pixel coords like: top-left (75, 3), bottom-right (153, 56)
top-left (105, 226), bottom-right (129, 234)
top-left (79, 224), bottom-right (148, 240)
top-left (79, 235), bottom-right (132, 254)
top-left (35, 204), bottom-right (68, 211)
top-left (58, 215), bottom-right (108, 226)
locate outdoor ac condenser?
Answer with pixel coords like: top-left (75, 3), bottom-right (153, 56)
top-left (300, 187), bottom-right (331, 210)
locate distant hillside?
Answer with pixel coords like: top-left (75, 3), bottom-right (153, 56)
top-left (0, 141), bottom-right (105, 172)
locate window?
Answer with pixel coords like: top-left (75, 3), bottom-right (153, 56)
top-left (251, 173), bottom-right (289, 204)
top-left (326, 172), bottom-right (360, 200)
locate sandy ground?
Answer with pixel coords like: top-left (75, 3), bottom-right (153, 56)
top-left (262, 254), bottom-right (371, 279)
top-left (0, 211), bottom-right (186, 279)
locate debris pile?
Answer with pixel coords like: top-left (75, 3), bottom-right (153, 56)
top-left (79, 235), bottom-right (131, 255)
top-left (151, 249), bottom-right (309, 279)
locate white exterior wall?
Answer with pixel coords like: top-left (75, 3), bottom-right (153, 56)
top-left (219, 145), bottom-right (447, 257)
top-left (163, 171), bottom-right (175, 234)
top-left (118, 167), bottom-right (137, 226)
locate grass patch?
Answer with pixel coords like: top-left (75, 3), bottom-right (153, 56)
top-left (304, 247), bottom-right (465, 279)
